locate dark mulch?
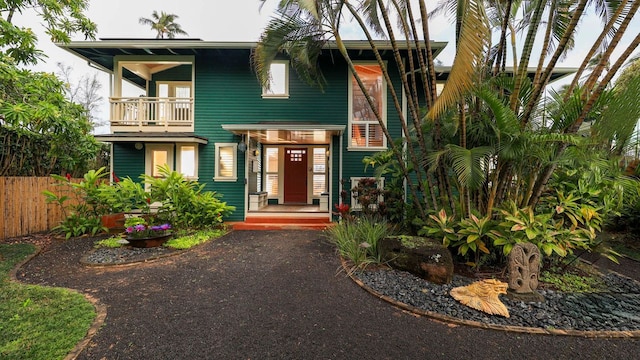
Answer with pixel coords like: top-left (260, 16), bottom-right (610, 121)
top-left (9, 231), bottom-right (640, 359)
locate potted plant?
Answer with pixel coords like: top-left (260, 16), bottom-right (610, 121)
top-left (124, 217), bottom-right (172, 248)
top-left (97, 177), bottom-right (148, 231)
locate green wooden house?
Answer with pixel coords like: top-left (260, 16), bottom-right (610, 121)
top-left (59, 39), bottom-right (571, 228)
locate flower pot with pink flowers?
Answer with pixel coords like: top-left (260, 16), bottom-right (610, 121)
top-left (124, 217), bottom-right (172, 248)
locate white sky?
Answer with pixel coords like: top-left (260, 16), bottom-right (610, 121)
top-left (11, 0), bottom-right (640, 133)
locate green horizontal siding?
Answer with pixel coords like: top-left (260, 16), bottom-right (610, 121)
top-left (113, 143), bottom-right (145, 181)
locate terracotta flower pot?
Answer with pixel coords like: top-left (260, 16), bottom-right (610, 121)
top-left (101, 212), bottom-right (126, 232)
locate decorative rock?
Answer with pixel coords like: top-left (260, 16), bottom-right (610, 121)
top-left (450, 279), bottom-right (510, 318)
top-left (378, 236), bottom-right (453, 284)
top-left (507, 242), bottom-right (544, 302)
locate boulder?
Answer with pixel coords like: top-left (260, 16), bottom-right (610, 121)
top-left (379, 236), bottom-right (454, 284)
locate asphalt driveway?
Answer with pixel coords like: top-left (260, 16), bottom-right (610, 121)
top-left (16, 230), bottom-right (640, 359)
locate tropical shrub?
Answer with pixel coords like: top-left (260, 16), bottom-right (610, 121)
top-left (143, 165), bottom-right (235, 229)
top-left (45, 165), bottom-right (235, 238)
top-left (324, 217), bottom-right (395, 271)
top-left (419, 209), bottom-right (496, 268)
top-left (43, 167), bottom-right (109, 238)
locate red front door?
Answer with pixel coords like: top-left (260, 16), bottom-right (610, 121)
top-left (284, 148), bottom-right (308, 203)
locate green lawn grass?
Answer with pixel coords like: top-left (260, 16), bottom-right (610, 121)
top-left (0, 244), bottom-right (96, 360)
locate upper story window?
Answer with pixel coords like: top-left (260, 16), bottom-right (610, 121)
top-left (262, 61), bottom-right (289, 99)
top-left (349, 64), bottom-right (386, 150)
top-left (214, 143), bottom-right (238, 182)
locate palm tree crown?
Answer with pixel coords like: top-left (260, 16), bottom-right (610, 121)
top-left (139, 11), bottom-right (188, 39)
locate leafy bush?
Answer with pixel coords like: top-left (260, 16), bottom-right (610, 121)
top-left (43, 168), bottom-right (109, 238)
top-left (419, 209), bottom-right (495, 268)
top-left (45, 165), bottom-right (235, 238)
top-left (143, 165), bottom-right (235, 229)
top-left (95, 236), bottom-right (125, 248)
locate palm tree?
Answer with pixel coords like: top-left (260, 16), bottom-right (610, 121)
top-left (138, 11), bottom-right (188, 39)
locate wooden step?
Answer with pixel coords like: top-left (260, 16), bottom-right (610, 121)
top-left (244, 216), bottom-right (331, 224)
top-left (229, 222), bottom-right (332, 231)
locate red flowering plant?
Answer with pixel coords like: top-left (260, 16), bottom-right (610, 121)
top-left (333, 202), bottom-right (354, 222)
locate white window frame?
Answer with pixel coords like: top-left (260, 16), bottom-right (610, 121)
top-left (214, 143), bottom-right (238, 182)
top-left (262, 61), bottom-right (289, 99)
top-left (156, 81), bottom-right (192, 98)
top-left (263, 146), bottom-right (280, 198)
top-left (349, 177), bottom-right (385, 211)
top-left (311, 147), bottom-right (328, 197)
top-left (348, 62), bottom-right (387, 151)
top-left (176, 143), bottom-right (198, 180)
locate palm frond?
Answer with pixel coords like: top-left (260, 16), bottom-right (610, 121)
top-left (426, 0), bottom-right (490, 121)
top-left (593, 72), bottom-right (640, 153)
top-left (358, 0), bottom-right (386, 37)
top-left (447, 144), bottom-right (493, 190)
top-left (253, 7), bottom-right (328, 90)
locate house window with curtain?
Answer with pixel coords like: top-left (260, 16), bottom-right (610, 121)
top-left (214, 143), bottom-right (237, 181)
top-left (349, 64), bottom-right (386, 150)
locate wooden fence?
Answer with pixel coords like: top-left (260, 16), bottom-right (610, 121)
top-left (0, 177), bottom-right (81, 240)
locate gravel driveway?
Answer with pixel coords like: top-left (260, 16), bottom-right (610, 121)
top-left (16, 230), bottom-right (640, 360)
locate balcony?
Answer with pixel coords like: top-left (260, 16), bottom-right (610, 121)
top-left (109, 97), bottom-right (194, 132)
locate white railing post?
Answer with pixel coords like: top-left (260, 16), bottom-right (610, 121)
top-left (137, 97), bottom-right (143, 131)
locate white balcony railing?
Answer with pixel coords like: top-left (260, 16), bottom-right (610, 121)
top-left (109, 97), bottom-right (194, 132)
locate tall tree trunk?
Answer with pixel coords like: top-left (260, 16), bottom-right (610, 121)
top-left (531, 0), bottom-right (557, 87)
top-left (521, 0), bottom-right (589, 123)
top-left (529, 32), bottom-right (640, 207)
top-left (509, 0), bottom-right (547, 111)
top-left (493, 0), bottom-right (513, 76)
top-left (579, 2), bottom-right (640, 101)
top-left (563, 0), bottom-right (632, 98)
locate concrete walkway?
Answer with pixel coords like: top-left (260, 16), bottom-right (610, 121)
top-left (17, 230), bottom-right (640, 359)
